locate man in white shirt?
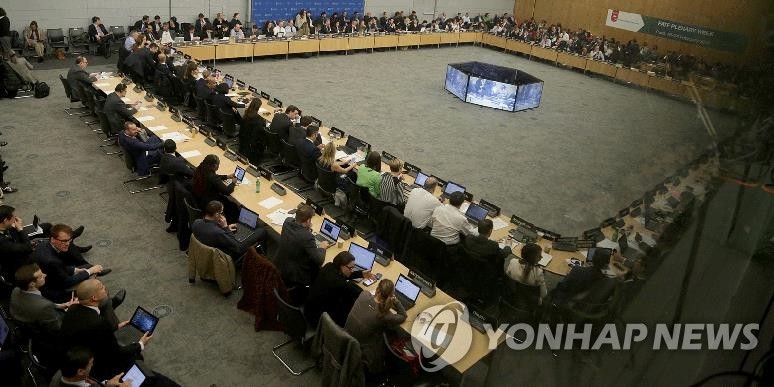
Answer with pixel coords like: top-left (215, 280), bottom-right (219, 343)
top-left (404, 177), bottom-right (443, 229)
top-left (159, 22), bottom-right (176, 44)
top-left (274, 20), bottom-right (286, 38)
top-left (430, 191), bottom-right (477, 245)
top-left (230, 23), bottom-right (245, 39)
top-left (284, 20), bottom-right (297, 37)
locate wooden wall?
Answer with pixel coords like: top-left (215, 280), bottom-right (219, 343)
top-left (513, 0), bottom-right (771, 64)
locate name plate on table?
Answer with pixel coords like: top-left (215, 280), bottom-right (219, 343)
top-left (258, 166), bottom-right (273, 181)
top-left (223, 148), bottom-right (238, 161)
top-left (334, 218), bottom-right (354, 241)
top-left (479, 199), bottom-right (501, 217)
top-left (156, 101), bottom-right (167, 111)
top-left (260, 91), bottom-right (270, 100)
top-left (463, 192), bottom-right (473, 202)
top-left (121, 77), bottom-right (132, 85)
top-left (535, 227), bottom-right (560, 241)
top-left (381, 151), bottom-right (396, 162)
top-left (133, 84), bottom-right (144, 93)
top-left (236, 80), bottom-right (246, 90)
top-left (204, 135), bottom-right (216, 147)
top-left (600, 217), bottom-right (616, 227)
top-left (245, 164), bottom-right (260, 178)
top-left (510, 214), bottom-right (534, 228)
top-left (144, 92), bottom-right (154, 102)
top-left (408, 269), bottom-right (436, 298)
top-left (436, 177), bottom-right (447, 187)
top-left (248, 85), bottom-right (258, 93)
top-left (216, 137), bottom-right (227, 150)
top-left (403, 162), bottom-right (420, 177)
top-left (329, 127), bottom-right (345, 138)
top-left (236, 153), bottom-right (249, 164)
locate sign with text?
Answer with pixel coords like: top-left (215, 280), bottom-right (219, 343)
top-left (605, 9), bottom-right (747, 52)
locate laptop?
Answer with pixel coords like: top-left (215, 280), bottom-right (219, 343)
top-left (340, 135), bottom-right (368, 155)
top-left (23, 215), bottom-right (43, 237)
top-left (464, 202), bottom-right (489, 224)
top-left (368, 236), bottom-right (393, 266)
top-left (233, 207), bottom-right (260, 242)
top-left (410, 171), bottom-right (430, 189)
top-left (394, 274), bottom-right (422, 310)
top-left (348, 242), bottom-right (376, 274)
top-left (224, 77), bottom-right (234, 89)
top-left (442, 181), bottom-right (465, 198)
top-left (115, 306), bottom-right (159, 346)
top-left (617, 235), bottom-right (645, 260)
top-left (314, 218), bottom-right (341, 247)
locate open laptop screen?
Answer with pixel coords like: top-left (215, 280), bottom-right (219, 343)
top-left (130, 306), bottom-right (159, 334)
top-left (319, 219), bottom-right (341, 241)
top-left (224, 77), bottom-right (233, 89)
top-left (414, 172), bottom-right (429, 187)
top-left (465, 203), bottom-right (488, 222)
top-left (348, 242), bottom-right (376, 271)
top-left (395, 274), bottom-right (421, 302)
top-left (238, 207), bottom-right (259, 228)
top-left (344, 135), bottom-right (366, 151)
top-left (443, 181), bottom-right (465, 196)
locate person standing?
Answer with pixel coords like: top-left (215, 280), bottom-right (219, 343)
top-left (0, 8), bottom-right (11, 58)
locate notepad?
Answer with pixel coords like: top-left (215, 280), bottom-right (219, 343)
top-left (334, 150), bottom-right (349, 160)
top-left (136, 116), bottom-right (154, 122)
top-left (225, 93), bottom-right (239, 97)
top-left (179, 150), bottom-right (201, 158)
top-left (94, 82), bottom-right (110, 87)
top-left (267, 209), bottom-right (294, 225)
top-left (121, 97), bottom-right (132, 103)
top-left (139, 107), bottom-right (150, 111)
top-left (258, 107), bottom-right (270, 114)
top-left (160, 132), bottom-right (190, 142)
top-left (146, 125), bottom-right (168, 133)
top-left (259, 197), bottom-right (283, 209)
top-left (538, 252), bottom-right (553, 267)
top-left (492, 217), bottom-right (508, 231)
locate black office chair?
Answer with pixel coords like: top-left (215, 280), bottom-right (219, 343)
top-left (47, 28), bottom-right (68, 55)
top-left (67, 27), bottom-right (89, 54)
top-left (204, 99), bottom-right (222, 130)
top-left (218, 107), bottom-right (239, 139)
top-left (504, 278), bottom-right (542, 312)
top-left (272, 288), bottom-right (317, 376)
top-left (193, 95), bottom-right (207, 120)
top-left (183, 197), bottom-right (202, 228)
top-left (119, 145), bottom-right (163, 194)
top-left (264, 128), bottom-right (282, 159)
top-left (79, 86), bottom-right (100, 126)
top-left (58, 74), bottom-right (90, 116)
top-left (315, 163), bottom-right (337, 196)
top-left (96, 110), bottom-right (122, 156)
top-left (280, 138), bottom-right (302, 169)
top-left (497, 297), bottom-right (537, 344)
top-left (404, 227), bottom-right (447, 282)
top-left (297, 147), bottom-right (318, 184)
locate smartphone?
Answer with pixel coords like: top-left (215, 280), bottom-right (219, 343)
top-left (362, 273), bottom-right (382, 286)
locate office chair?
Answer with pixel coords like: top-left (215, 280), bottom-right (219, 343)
top-left (272, 288), bottom-right (317, 375)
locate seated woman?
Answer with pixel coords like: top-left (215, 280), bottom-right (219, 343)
top-left (344, 279), bottom-right (407, 376)
top-left (317, 142), bottom-right (357, 194)
top-left (504, 242), bottom-right (548, 303)
top-left (239, 99), bottom-right (267, 165)
top-left (22, 21), bottom-right (46, 62)
top-left (356, 150), bottom-right (382, 197)
top-left (191, 154), bottom-right (238, 222)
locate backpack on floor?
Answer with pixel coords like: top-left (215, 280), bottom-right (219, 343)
top-left (34, 82), bottom-right (50, 98)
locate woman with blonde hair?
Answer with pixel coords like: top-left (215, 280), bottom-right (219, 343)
top-left (318, 142), bottom-right (356, 174)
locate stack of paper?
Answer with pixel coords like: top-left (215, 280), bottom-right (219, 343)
top-left (136, 116), bottom-right (154, 122)
top-left (492, 217), bottom-right (509, 231)
top-left (334, 150), bottom-right (349, 160)
top-left (146, 125), bottom-right (168, 133)
top-left (258, 107), bottom-right (270, 115)
top-left (160, 132), bottom-right (190, 142)
top-left (179, 150), bottom-right (201, 158)
top-left (259, 197), bottom-right (283, 209)
top-left (94, 82), bottom-right (110, 87)
top-left (538, 252), bottom-right (553, 267)
top-left (267, 209), bottom-right (294, 225)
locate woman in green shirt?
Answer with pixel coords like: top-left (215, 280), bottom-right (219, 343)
top-left (356, 151), bottom-right (382, 197)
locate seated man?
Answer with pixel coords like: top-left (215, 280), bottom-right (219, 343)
top-left (124, 42), bottom-right (158, 82)
top-left (430, 191), bottom-right (477, 245)
top-left (183, 24), bottom-right (197, 41)
top-left (403, 177), bottom-right (443, 229)
top-left (274, 204), bottom-right (327, 288)
top-left (191, 200), bottom-right (266, 261)
top-left (103, 83), bottom-right (138, 135)
top-left (33, 224), bottom-right (109, 303)
top-left (87, 17), bottom-right (113, 59)
top-left (117, 121), bottom-right (163, 176)
top-left (212, 83), bottom-right (242, 124)
top-left (158, 22), bottom-right (177, 44)
top-left (60, 279), bottom-right (151, 380)
top-left (462, 218), bottom-right (511, 266)
top-left (51, 346), bottom-right (180, 387)
top-left (305, 251), bottom-right (373, 327)
top-left (296, 124), bottom-right (323, 162)
top-left (66, 56), bottom-right (97, 102)
top-left (153, 53), bottom-right (175, 103)
top-left (269, 105), bottom-right (300, 141)
top-left (159, 139), bottom-right (193, 182)
top-left (10, 263), bottom-right (78, 335)
top-left (551, 247), bottom-right (612, 305)
top-left (229, 23), bottom-right (245, 39)
top-left (289, 116), bottom-right (321, 147)
top-left (0, 205), bottom-right (33, 279)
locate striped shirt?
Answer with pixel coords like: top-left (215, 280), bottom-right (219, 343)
top-left (379, 173), bottom-right (406, 205)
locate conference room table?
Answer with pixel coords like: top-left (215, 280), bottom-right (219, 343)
top-left (91, 75), bottom-right (516, 378)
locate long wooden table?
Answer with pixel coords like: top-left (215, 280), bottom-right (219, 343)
top-left (92, 76), bottom-right (509, 375)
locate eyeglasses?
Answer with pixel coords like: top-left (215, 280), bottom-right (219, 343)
top-left (345, 264), bottom-right (356, 270)
top-left (55, 237), bottom-right (73, 244)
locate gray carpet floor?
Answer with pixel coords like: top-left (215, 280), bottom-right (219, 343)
top-left (0, 43), bottom-right (742, 386)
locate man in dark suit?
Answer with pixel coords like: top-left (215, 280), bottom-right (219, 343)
top-left (195, 73), bottom-right (216, 102)
top-left (183, 24), bottom-right (197, 41)
top-left (462, 219), bottom-right (511, 271)
top-left (117, 122), bottom-right (163, 176)
top-left (551, 247), bottom-right (612, 305)
top-left (194, 13), bottom-right (212, 39)
top-left (191, 201), bottom-right (266, 260)
top-left (33, 224), bottom-right (110, 303)
top-left (51, 347), bottom-right (180, 387)
top-left (297, 125), bottom-right (323, 162)
top-left (153, 53), bottom-right (175, 103)
top-left (274, 204), bottom-right (327, 288)
top-left (212, 83), bottom-right (242, 124)
top-left (87, 17), bottom-right (113, 59)
top-left (304, 251), bottom-right (373, 327)
top-left (104, 83), bottom-right (137, 135)
top-left (133, 15), bottom-right (150, 32)
top-left (269, 105), bottom-right (300, 141)
top-left (288, 115), bottom-right (310, 146)
top-left (66, 56), bottom-right (97, 102)
top-left (124, 42), bottom-right (159, 82)
top-left (159, 140), bottom-right (193, 182)
top-left (9, 263), bottom-right (76, 334)
top-left (0, 205), bottom-right (33, 279)
top-left (60, 279), bottom-right (151, 380)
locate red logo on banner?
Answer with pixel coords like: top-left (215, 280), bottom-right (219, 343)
top-left (611, 10), bottom-right (619, 22)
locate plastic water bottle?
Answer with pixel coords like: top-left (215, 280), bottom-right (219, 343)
top-left (255, 178), bottom-right (261, 193)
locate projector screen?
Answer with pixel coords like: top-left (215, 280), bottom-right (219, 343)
top-left (445, 65), bottom-right (469, 101)
top-left (513, 82), bottom-right (544, 111)
top-left (465, 76), bottom-right (518, 111)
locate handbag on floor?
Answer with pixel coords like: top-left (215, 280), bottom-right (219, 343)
top-left (34, 82), bottom-right (49, 98)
